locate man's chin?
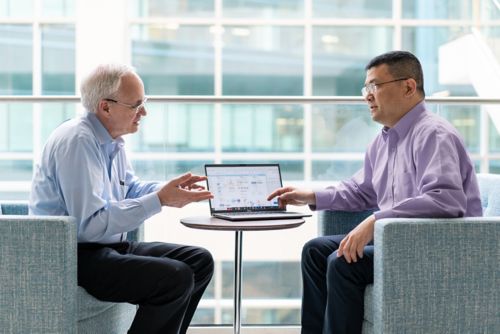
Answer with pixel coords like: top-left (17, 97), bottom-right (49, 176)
top-left (126, 125), bottom-right (139, 135)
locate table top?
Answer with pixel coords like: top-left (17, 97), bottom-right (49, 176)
top-left (180, 216), bottom-right (306, 231)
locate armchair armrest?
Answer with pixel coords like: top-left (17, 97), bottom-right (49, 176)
top-left (0, 215), bottom-right (78, 333)
top-left (373, 217), bottom-right (500, 333)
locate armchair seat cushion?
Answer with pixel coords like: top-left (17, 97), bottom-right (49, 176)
top-left (77, 287), bottom-right (118, 321)
top-left (77, 287), bottom-right (135, 334)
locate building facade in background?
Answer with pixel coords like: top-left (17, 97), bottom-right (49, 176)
top-left (1, 0), bottom-right (500, 326)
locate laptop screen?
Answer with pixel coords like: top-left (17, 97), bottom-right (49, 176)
top-left (205, 164), bottom-right (283, 213)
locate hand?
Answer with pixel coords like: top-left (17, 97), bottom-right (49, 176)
top-left (157, 172), bottom-right (213, 208)
top-left (337, 215), bottom-right (375, 263)
top-left (267, 186), bottom-right (316, 209)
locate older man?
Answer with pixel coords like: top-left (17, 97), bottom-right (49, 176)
top-left (268, 51), bottom-right (482, 334)
top-left (30, 64), bottom-right (214, 334)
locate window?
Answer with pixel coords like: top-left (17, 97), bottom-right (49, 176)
top-left (1, 0), bottom-right (500, 327)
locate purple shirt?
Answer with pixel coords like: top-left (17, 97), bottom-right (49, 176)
top-left (314, 101), bottom-right (483, 219)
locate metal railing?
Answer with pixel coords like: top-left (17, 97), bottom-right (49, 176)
top-left (1, 95), bottom-right (500, 104)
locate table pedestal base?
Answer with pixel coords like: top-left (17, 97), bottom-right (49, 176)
top-left (234, 230), bottom-right (243, 334)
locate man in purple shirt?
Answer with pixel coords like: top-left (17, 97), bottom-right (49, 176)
top-left (268, 51), bottom-right (482, 334)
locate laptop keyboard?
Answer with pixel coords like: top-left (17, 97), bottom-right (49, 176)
top-left (224, 211), bottom-right (287, 216)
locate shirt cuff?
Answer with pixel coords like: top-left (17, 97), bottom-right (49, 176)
top-left (313, 190), bottom-right (334, 211)
top-left (140, 191), bottom-right (162, 217)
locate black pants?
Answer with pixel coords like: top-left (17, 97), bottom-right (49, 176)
top-left (301, 235), bottom-right (374, 334)
top-left (77, 241), bottom-right (214, 334)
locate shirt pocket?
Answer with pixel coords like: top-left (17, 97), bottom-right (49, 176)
top-left (119, 179), bottom-right (130, 199)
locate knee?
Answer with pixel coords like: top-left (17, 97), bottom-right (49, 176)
top-left (195, 247), bottom-right (214, 279)
top-left (301, 237), bottom-right (326, 265)
top-left (199, 247), bottom-right (214, 269)
top-left (161, 262), bottom-right (195, 301)
top-left (326, 252), bottom-right (350, 280)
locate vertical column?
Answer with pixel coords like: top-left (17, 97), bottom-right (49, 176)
top-left (213, 0), bottom-right (223, 163)
top-left (480, 107), bottom-right (490, 173)
top-left (303, 0), bottom-right (313, 182)
top-left (32, 0), bottom-right (42, 165)
top-left (393, 0), bottom-right (402, 50)
top-left (75, 0), bottom-right (129, 90)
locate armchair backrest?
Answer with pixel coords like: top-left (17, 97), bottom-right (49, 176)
top-left (476, 173), bottom-right (500, 217)
top-left (318, 209), bottom-right (373, 236)
top-left (0, 202), bottom-right (29, 215)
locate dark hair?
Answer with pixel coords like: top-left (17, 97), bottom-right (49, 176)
top-left (365, 51), bottom-right (425, 97)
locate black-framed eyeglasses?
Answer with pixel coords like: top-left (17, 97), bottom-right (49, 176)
top-left (361, 78), bottom-right (408, 97)
top-left (104, 98), bottom-right (147, 113)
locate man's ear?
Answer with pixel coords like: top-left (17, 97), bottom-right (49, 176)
top-left (405, 78), bottom-right (417, 97)
top-left (98, 100), bottom-right (110, 114)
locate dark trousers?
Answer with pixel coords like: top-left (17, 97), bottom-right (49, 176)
top-left (301, 235), bottom-right (374, 334)
top-left (77, 241), bottom-right (214, 334)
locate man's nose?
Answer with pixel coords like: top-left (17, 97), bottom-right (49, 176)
top-left (364, 93), bottom-right (374, 102)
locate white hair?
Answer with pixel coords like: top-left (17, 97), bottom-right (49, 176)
top-left (80, 64), bottom-right (137, 113)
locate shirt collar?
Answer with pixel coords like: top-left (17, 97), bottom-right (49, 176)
top-left (382, 100), bottom-right (426, 140)
top-left (85, 111), bottom-right (124, 148)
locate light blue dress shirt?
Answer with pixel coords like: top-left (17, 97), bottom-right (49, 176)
top-left (314, 101), bottom-right (483, 219)
top-left (29, 112), bottom-right (162, 243)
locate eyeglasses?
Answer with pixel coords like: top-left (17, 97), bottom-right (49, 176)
top-left (104, 98), bottom-right (147, 113)
top-left (361, 78), bottom-right (408, 97)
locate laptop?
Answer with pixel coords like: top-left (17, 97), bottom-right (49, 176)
top-left (204, 164), bottom-right (312, 221)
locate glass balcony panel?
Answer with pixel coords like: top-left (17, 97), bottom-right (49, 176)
top-left (42, 0), bottom-right (75, 17)
top-left (0, 103), bottom-right (33, 152)
top-left (312, 160), bottom-right (364, 181)
top-left (222, 104), bottom-right (304, 153)
top-left (129, 0), bottom-right (214, 17)
top-left (0, 0), bottom-right (33, 17)
top-left (403, 0), bottom-right (472, 19)
top-left (488, 104), bottom-right (500, 153)
top-left (0, 191), bottom-right (30, 200)
top-left (131, 24), bottom-right (215, 95)
top-left (0, 160), bottom-right (32, 181)
top-left (222, 261), bottom-right (301, 299)
top-left (311, 104), bottom-right (379, 153)
top-left (222, 26), bottom-right (304, 96)
top-left (223, 0), bottom-right (303, 18)
top-left (128, 103), bottom-right (215, 152)
top-left (244, 308), bottom-right (301, 325)
top-left (0, 25), bottom-right (32, 95)
top-left (312, 26), bottom-right (393, 96)
top-left (41, 103), bottom-right (77, 143)
top-left (191, 308), bottom-right (215, 325)
top-left (131, 160), bottom-right (212, 180)
top-left (489, 160), bottom-right (500, 174)
top-left (313, 0), bottom-right (392, 18)
top-left (41, 24), bottom-right (76, 95)
top-left (430, 104), bottom-right (481, 153)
